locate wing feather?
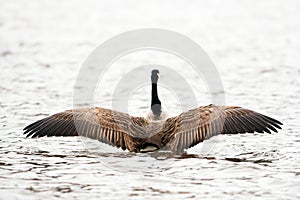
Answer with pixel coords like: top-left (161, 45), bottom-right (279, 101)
top-left (161, 105), bottom-right (282, 152)
top-left (23, 107), bottom-right (149, 152)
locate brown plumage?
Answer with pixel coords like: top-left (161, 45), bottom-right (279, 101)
top-left (24, 70), bottom-right (282, 152)
top-left (23, 105), bottom-right (282, 153)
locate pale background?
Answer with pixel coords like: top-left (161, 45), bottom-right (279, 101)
top-left (0, 0), bottom-right (299, 199)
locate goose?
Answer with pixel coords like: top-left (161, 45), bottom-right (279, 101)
top-left (23, 70), bottom-right (282, 153)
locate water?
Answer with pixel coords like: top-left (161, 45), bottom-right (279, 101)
top-left (1, 0), bottom-right (300, 199)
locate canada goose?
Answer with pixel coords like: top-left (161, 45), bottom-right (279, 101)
top-left (24, 70), bottom-right (282, 153)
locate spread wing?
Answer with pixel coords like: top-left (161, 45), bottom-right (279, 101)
top-left (160, 105), bottom-right (283, 152)
top-left (23, 107), bottom-right (149, 152)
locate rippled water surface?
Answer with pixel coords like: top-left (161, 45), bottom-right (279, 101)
top-left (1, 0), bottom-right (300, 199)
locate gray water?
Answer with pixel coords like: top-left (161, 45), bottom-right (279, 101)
top-left (1, 0), bottom-right (300, 199)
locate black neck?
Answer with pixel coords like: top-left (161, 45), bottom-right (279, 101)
top-left (151, 83), bottom-right (161, 116)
